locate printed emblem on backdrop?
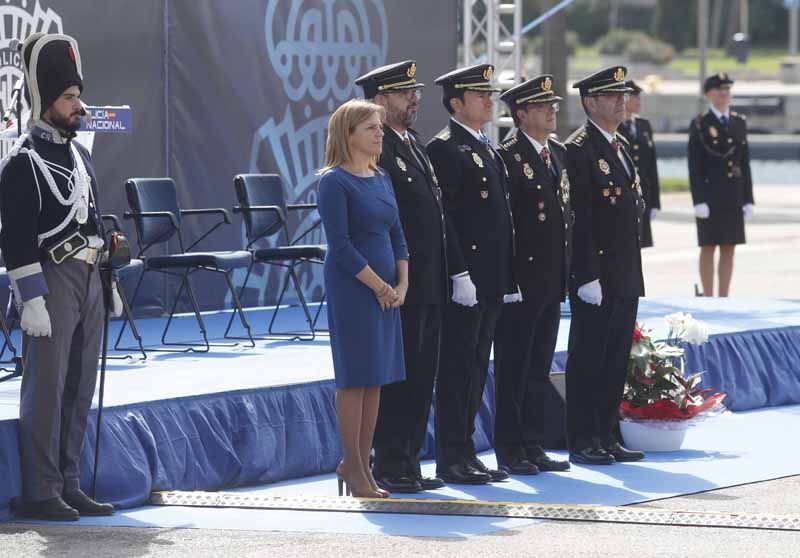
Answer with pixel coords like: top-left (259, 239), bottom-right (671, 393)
top-left (0, 1), bottom-right (64, 158)
top-left (239, 0), bottom-right (389, 307)
top-left (396, 157), bottom-right (406, 172)
top-left (598, 158), bottom-right (610, 175)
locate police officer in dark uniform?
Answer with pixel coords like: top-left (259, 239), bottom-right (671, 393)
top-left (0, 33), bottom-right (119, 520)
top-left (355, 60), bottom-right (447, 493)
top-left (493, 75), bottom-right (572, 475)
top-left (564, 66), bottom-right (645, 465)
top-left (689, 73), bottom-right (754, 298)
top-left (427, 63), bottom-right (515, 484)
top-left (618, 80), bottom-right (661, 248)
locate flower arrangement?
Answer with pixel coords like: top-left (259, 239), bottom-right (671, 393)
top-left (621, 312), bottom-right (726, 423)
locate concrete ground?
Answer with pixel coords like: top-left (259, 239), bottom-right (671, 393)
top-left (643, 184), bottom-right (800, 298)
top-left (2, 184), bottom-right (798, 557)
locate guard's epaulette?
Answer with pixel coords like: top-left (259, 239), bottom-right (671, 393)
top-left (499, 137), bottom-right (517, 150)
top-left (566, 127), bottom-right (588, 147)
top-left (434, 128), bottom-right (451, 141)
top-left (731, 111), bottom-right (746, 120)
top-left (693, 114), bottom-right (705, 129)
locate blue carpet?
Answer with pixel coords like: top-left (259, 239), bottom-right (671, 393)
top-left (13, 405), bottom-right (800, 537)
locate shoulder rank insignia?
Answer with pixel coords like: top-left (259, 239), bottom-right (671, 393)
top-left (435, 129), bottom-right (451, 141)
top-left (709, 125), bottom-right (718, 138)
top-left (472, 152), bottom-right (484, 168)
top-left (514, 153), bottom-right (521, 162)
top-left (569, 128), bottom-right (588, 147)
top-left (598, 158), bottom-right (611, 175)
top-left (396, 157), bottom-right (407, 172)
top-left (523, 162), bottom-right (534, 180)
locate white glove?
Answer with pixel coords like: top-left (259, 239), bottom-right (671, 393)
top-left (111, 282), bottom-right (124, 318)
top-left (694, 203), bottom-right (710, 219)
top-left (650, 207), bottom-right (660, 219)
top-left (21, 296), bottom-right (52, 337)
top-left (577, 279), bottom-right (603, 306)
top-left (743, 203), bottom-right (754, 220)
top-left (451, 274), bottom-right (478, 307)
top-left (503, 285), bottom-right (523, 304)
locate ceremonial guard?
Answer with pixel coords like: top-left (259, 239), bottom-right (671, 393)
top-left (688, 73), bottom-right (754, 298)
top-left (355, 61), bottom-right (447, 493)
top-left (493, 75), bottom-right (572, 475)
top-left (427, 63), bottom-right (515, 485)
top-left (618, 80), bottom-right (661, 248)
top-left (0, 33), bottom-right (119, 520)
top-left (564, 66), bottom-right (645, 465)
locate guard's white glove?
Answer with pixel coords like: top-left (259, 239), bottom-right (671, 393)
top-left (577, 279), bottom-right (603, 306)
top-left (21, 296), bottom-right (52, 337)
top-left (503, 285), bottom-right (523, 304)
top-left (743, 203), bottom-right (755, 220)
top-left (451, 274), bottom-right (478, 307)
top-left (694, 203), bottom-right (710, 219)
top-left (650, 207), bottom-right (660, 219)
top-left (111, 282), bottom-right (124, 318)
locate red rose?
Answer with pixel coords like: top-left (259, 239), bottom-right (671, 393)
top-left (632, 323), bottom-right (643, 343)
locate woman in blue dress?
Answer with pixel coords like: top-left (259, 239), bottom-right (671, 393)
top-left (318, 100), bottom-right (409, 498)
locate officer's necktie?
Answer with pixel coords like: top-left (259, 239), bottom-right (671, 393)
top-left (540, 146), bottom-right (556, 177)
top-left (403, 135), bottom-right (425, 170)
top-left (720, 114), bottom-right (729, 127)
top-left (611, 139), bottom-right (631, 177)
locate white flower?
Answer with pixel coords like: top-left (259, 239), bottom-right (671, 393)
top-left (664, 312), bottom-right (688, 336)
top-left (681, 315), bottom-right (709, 345)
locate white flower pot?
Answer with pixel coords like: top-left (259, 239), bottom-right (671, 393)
top-left (619, 420), bottom-right (689, 452)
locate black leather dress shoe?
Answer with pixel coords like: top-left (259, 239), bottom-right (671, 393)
top-left (62, 489), bottom-right (115, 516)
top-left (414, 475), bottom-right (446, 490)
top-left (469, 457), bottom-right (509, 482)
top-left (605, 443), bottom-right (645, 462)
top-left (374, 475), bottom-right (422, 493)
top-left (21, 496), bottom-right (79, 521)
top-left (569, 446), bottom-right (615, 465)
top-left (526, 447), bottom-right (571, 472)
top-left (497, 457), bottom-right (539, 475)
top-left (437, 463), bottom-right (491, 485)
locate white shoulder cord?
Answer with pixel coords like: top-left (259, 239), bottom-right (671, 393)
top-left (0, 133), bottom-right (90, 245)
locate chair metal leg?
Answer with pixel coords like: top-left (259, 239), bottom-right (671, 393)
top-left (224, 261), bottom-right (254, 340)
top-left (221, 269), bottom-right (255, 348)
top-left (114, 268), bottom-right (146, 352)
top-left (0, 308), bottom-right (23, 382)
top-left (266, 264), bottom-right (315, 341)
top-left (160, 269), bottom-right (210, 353)
top-left (106, 276), bottom-right (146, 360)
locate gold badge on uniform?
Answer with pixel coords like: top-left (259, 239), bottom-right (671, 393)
top-left (709, 126), bottom-right (718, 138)
top-left (483, 66), bottom-right (493, 80)
top-left (396, 157), bottom-right (407, 172)
top-left (407, 62), bottom-right (417, 78)
top-left (542, 76), bottom-right (552, 91)
top-left (613, 67), bottom-right (625, 82)
top-left (514, 153), bottom-right (521, 162)
top-left (472, 152), bottom-right (484, 168)
top-left (598, 159), bottom-right (611, 175)
top-left (602, 188), bottom-right (611, 197)
top-left (480, 189), bottom-right (489, 199)
top-left (523, 162), bottom-right (534, 180)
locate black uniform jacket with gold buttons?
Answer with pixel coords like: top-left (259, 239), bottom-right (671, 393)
top-left (617, 116), bottom-right (660, 212)
top-left (565, 122), bottom-right (644, 299)
top-left (688, 111), bottom-right (754, 211)
top-left (379, 125), bottom-right (448, 306)
top-left (499, 130), bottom-right (572, 303)
top-left (426, 119), bottom-right (515, 300)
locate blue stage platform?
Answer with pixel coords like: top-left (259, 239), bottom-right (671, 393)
top-left (1, 297), bottom-right (800, 524)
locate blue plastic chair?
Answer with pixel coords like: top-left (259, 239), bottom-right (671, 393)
top-left (123, 178), bottom-right (254, 351)
top-left (225, 174), bottom-right (326, 341)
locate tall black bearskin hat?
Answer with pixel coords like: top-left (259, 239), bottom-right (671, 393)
top-left (22, 33), bottom-right (83, 121)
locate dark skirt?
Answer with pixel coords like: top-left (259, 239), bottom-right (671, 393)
top-left (696, 209), bottom-right (745, 246)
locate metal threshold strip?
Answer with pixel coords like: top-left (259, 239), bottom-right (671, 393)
top-left (150, 491), bottom-right (800, 532)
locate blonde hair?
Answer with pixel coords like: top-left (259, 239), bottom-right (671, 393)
top-left (318, 99), bottom-right (385, 175)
